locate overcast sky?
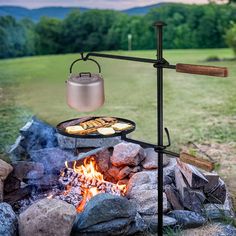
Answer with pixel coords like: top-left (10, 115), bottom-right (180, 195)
top-left (0, 0), bottom-right (209, 10)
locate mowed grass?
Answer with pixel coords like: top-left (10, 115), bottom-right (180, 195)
top-left (0, 48), bottom-right (235, 153)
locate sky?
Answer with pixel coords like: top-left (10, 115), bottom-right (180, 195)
top-left (0, 0), bottom-right (209, 10)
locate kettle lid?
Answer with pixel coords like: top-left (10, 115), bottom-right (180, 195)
top-left (69, 72), bottom-right (103, 85)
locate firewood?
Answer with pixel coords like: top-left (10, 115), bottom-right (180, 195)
top-left (180, 152), bottom-right (215, 172)
top-left (4, 173), bottom-right (21, 194)
top-left (4, 186), bottom-right (33, 205)
top-left (203, 172), bottom-right (219, 193)
top-left (175, 168), bottom-right (206, 213)
top-left (176, 158), bottom-right (208, 188)
top-left (165, 185), bottom-right (184, 210)
top-left (205, 178), bottom-right (226, 204)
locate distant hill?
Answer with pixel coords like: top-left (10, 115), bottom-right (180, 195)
top-left (123, 3), bottom-right (165, 15)
top-left (0, 3), bottom-right (166, 21)
top-left (0, 6), bottom-right (88, 21)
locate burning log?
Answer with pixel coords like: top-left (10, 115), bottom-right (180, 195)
top-left (52, 157), bottom-right (127, 212)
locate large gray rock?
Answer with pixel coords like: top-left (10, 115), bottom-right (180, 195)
top-left (0, 160), bottom-right (13, 201)
top-left (9, 117), bottom-right (58, 161)
top-left (168, 210), bottom-right (207, 229)
top-left (72, 194), bottom-right (137, 236)
top-left (126, 171), bottom-right (168, 215)
top-left (0, 159), bottom-right (13, 181)
top-left (95, 148), bottom-right (111, 173)
top-left (203, 189), bottom-right (235, 220)
top-left (0, 202), bottom-right (18, 236)
top-left (142, 215), bottom-right (177, 233)
top-left (110, 142), bottom-right (145, 167)
top-left (72, 214), bottom-right (147, 236)
top-left (142, 148), bottom-right (170, 169)
top-left (74, 218), bottom-right (132, 236)
top-left (29, 147), bottom-right (75, 173)
top-left (126, 170), bottom-right (157, 196)
top-left (203, 203), bottom-right (234, 220)
top-left (19, 198), bottom-right (76, 236)
top-left (12, 161), bottom-right (44, 180)
top-left (57, 133), bottom-right (121, 149)
top-left (129, 189), bottom-right (168, 215)
top-left (127, 213), bottom-right (147, 235)
top-left (216, 223), bottom-right (236, 236)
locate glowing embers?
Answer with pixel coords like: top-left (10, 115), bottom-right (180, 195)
top-left (52, 156), bottom-right (126, 212)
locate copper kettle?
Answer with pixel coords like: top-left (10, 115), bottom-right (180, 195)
top-left (66, 58), bottom-right (104, 112)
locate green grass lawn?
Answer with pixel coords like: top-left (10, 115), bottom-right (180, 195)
top-left (1, 48), bottom-right (236, 207)
top-left (1, 48), bottom-right (235, 154)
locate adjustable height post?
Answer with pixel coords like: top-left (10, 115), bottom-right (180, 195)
top-left (155, 21), bottom-right (166, 236)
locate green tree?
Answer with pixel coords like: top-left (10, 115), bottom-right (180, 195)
top-left (0, 16), bottom-right (28, 58)
top-left (61, 10), bottom-right (121, 52)
top-left (35, 17), bottom-right (62, 55)
top-left (225, 22), bottom-right (236, 57)
top-left (20, 18), bottom-right (36, 56)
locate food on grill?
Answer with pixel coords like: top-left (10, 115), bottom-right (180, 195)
top-left (95, 118), bottom-right (106, 126)
top-left (66, 126), bottom-right (84, 134)
top-left (80, 117), bottom-right (117, 130)
top-left (63, 117), bottom-right (133, 136)
top-left (61, 116), bottom-right (92, 129)
top-left (77, 128), bottom-right (98, 135)
top-left (112, 123), bottom-right (132, 131)
top-left (97, 127), bottom-right (115, 135)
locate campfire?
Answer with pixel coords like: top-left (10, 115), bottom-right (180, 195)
top-left (50, 156), bottom-right (127, 212)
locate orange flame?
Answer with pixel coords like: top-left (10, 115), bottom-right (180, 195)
top-left (61, 156), bottom-right (127, 212)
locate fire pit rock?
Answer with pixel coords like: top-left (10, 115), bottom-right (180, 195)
top-left (12, 161), bottom-right (44, 180)
top-left (142, 215), bottom-right (177, 233)
top-left (141, 148), bottom-right (170, 169)
top-left (0, 202), bottom-right (18, 236)
top-left (29, 147), bottom-right (75, 173)
top-left (126, 170), bottom-right (158, 195)
top-left (0, 159), bottom-right (13, 201)
top-left (72, 193), bottom-right (146, 236)
top-left (8, 117), bottom-right (58, 161)
top-left (168, 210), bottom-right (207, 229)
top-left (0, 159), bottom-right (13, 181)
top-left (19, 198), bottom-right (77, 236)
top-left (110, 142), bottom-right (145, 167)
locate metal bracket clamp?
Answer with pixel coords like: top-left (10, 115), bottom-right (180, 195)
top-left (153, 58), bottom-right (170, 68)
top-left (154, 127), bottom-right (171, 152)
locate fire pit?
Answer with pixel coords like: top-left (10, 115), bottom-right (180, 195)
top-left (1, 117), bottom-right (235, 236)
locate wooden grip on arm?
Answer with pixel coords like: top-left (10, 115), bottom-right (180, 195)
top-left (176, 63), bottom-right (228, 77)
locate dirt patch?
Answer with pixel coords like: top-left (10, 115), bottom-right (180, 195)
top-left (182, 223), bottom-right (223, 236)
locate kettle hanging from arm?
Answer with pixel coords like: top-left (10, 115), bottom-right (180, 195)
top-left (66, 57), bottom-right (105, 112)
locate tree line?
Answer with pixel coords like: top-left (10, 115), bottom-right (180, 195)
top-left (0, 3), bottom-right (236, 59)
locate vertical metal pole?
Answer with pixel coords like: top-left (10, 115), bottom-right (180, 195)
top-left (154, 21), bottom-right (165, 236)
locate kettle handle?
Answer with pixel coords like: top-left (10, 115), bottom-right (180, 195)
top-left (69, 58), bottom-right (101, 74)
top-left (79, 72), bottom-right (91, 77)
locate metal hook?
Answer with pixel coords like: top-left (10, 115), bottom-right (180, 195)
top-left (69, 54), bottom-right (102, 74)
top-left (163, 127), bottom-right (171, 148)
top-left (80, 52), bottom-right (86, 61)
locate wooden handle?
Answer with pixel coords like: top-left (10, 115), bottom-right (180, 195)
top-left (180, 152), bottom-right (215, 172)
top-left (176, 63), bottom-right (228, 77)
